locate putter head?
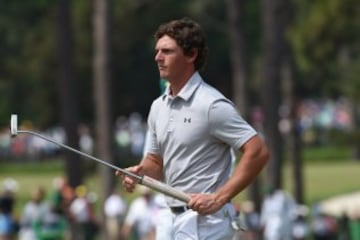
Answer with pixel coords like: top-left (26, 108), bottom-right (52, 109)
top-left (10, 114), bottom-right (18, 137)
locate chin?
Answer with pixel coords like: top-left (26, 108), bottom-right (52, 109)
top-left (159, 73), bottom-right (168, 79)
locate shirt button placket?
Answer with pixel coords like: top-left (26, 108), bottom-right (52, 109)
top-left (167, 99), bottom-right (175, 132)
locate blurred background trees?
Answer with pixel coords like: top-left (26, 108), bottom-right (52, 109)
top-left (1, 0), bottom-right (359, 214)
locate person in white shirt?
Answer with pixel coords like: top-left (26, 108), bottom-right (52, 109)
top-left (118, 17), bottom-right (269, 239)
top-left (121, 186), bottom-right (157, 240)
top-left (260, 189), bottom-right (297, 240)
top-left (104, 189), bottom-right (127, 240)
top-left (69, 185), bottom-right (97, 240)
top-left (19, 187), bottom-right (48, 240)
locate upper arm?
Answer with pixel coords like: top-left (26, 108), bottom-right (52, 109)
top-left (239, 136), bottom-right (269, 163)
top-left (146, 102), bottom-right (161, 156)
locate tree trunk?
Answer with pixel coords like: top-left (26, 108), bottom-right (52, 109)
top-left (225, 0), bottom-right (263, 213)
top-left (225, 0), bottom-right (248, 116)
top-left (93, 0), bottom-right (114, 237)
top-left (261, 0), bottom-right (285, 190)
top-left (56, 0), bottom-right (83, 188)
top-left (281, 0), bottom-right (305, 204)
top-left (282, 57), bottom-right (304, 204)
top-left (352, 102), bottom-right (360, 160)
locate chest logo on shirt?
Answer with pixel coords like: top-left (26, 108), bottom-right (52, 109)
top-left (184, 117), bottom-right (191, 123)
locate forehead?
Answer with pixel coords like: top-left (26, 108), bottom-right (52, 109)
top-left (155, 35), bottom-right (178, 49)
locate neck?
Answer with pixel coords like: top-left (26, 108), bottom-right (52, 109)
top-left (169, 71), bottom-right (196, 96)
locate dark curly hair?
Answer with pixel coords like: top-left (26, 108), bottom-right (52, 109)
top-left (154, 17), bottom-right (208, 71)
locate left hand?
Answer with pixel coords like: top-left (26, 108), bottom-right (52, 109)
top-left (188, 193), bottom-right (224, 215)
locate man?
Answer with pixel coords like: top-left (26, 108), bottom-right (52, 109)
top-left (118, 17), bottom-right (269, 239)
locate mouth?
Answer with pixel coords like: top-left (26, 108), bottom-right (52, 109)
top-left (158, 65), bottom-right (166, 71)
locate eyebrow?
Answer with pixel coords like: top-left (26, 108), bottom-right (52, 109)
top-left (155, 46), bottom-right (175, 53)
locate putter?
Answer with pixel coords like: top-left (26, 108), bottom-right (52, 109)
top-left (10, 114), bottom-right (190, 203)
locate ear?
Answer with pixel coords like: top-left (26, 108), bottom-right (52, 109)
top-left (186, 49), bottom-right (198, 64)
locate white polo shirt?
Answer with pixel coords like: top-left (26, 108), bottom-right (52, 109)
top-left (146, 72), bottom-right (257, 206)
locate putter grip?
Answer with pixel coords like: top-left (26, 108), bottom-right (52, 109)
top-left (141, 175), bottom-right (190, 203)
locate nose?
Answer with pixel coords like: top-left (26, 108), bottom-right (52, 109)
top-left (155, 51), bottom-right (162, 62)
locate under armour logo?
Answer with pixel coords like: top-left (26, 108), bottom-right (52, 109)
top-left (184, 118), bottom-right (191, 123)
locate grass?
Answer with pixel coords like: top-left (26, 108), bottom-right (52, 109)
top-left (303, 144), bottom-right (353, 162)
top-left (284, 160), bottom-right (360, 204)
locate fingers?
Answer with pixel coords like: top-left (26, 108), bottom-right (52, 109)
top-left (122, 176), bottom-right (137, 193)
top-left (115, 165), bottom-right (143, 193)
top-left (188, 193), bottom-right (220, 215)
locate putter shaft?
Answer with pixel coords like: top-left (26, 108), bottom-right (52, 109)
top-left (17, 130), bottom-right (142, 181)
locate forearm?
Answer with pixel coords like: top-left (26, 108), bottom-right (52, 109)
top-left (215, 137), bottom-right (269, 205)
top-left (139, 153), bottom-right (164, 181)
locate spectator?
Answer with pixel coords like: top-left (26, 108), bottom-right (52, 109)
top-left (69, 185), bottom-right (98, 240)
top-left (128, 112), bottom-right (146, 158)
top-left (260, 189), bottom-right (297, 240)
top-left (240, 201), bottom-right (261, 240)
top-left (0, 208), bottom-right (13, 240)
top-left (311, 211), bottom-right (338, 240)
top-left (49, 177), bottom-right (75, 223)
top-left (104, 188), bottom-right (127, 240)
top-left (19, 186), bottom-right (48, 240)
top-left (32, 203), bottom-right (68, 240)
top-left (78, 124), bottom-right (94, 155)
top-left (349, 214), bottom-right (360, 240)
top-left (121, 186), bottom-right (157, 240)
top-left (0, 178), bottom-right (19, 239)
top-left (292, 205), bottom-right (310, 240)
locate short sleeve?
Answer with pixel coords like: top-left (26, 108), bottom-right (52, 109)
top-left (209, 99), bottom-right (257, 150)
top-left (145, 103), bottom-right (161, 155)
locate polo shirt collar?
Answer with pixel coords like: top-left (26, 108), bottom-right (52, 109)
top-left (162, 72), bottom-right (202, 101)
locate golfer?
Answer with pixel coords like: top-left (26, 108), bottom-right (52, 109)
top-left (118, 17), bottom-right (269, 239)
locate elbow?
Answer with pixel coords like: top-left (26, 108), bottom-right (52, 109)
top-left (260, 145), bottom-right (270, 166)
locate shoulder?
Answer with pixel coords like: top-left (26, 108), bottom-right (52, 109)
top-left (149, 95), bottom-right (164, 113)
top-left (198, 82), bottom-right (236, 114)
top-left (147, 96), bottom-right (165, 125)
top-left (197, 81), bottom-right (229, 102)
top-left (192, 81), bottom-right (234, 116)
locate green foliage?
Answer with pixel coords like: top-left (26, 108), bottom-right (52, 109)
top-left (1, 0), bottom-right (359, 131)
top-left (0, 0), bottom-right (57, 127)
top-left (0, 0), bottom-right (237, 127)
top-left (289, 0), bottom-right (360, 97)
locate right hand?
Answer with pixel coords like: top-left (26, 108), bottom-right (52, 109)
top-left (116, 165), bottom-right (143, 193)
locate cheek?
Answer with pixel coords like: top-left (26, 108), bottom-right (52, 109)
top-left (169, 56), bottom-right (186, 70)
top-left (164, 57), bottom-right (176, 71)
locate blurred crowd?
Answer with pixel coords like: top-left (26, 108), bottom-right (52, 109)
top-left (0, 112), bottom-right (147, 162)
top-left (1, 177), bottom-right (360, 240)
top-left (251, 98), bottom-right (353, 147)
top-left (0, 98), bottom-right (354, 162)
top-left (0, 177), bottom-right (172, 240)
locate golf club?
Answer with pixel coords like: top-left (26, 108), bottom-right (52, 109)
top-left (10, 114), bottom-right (190, 203)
